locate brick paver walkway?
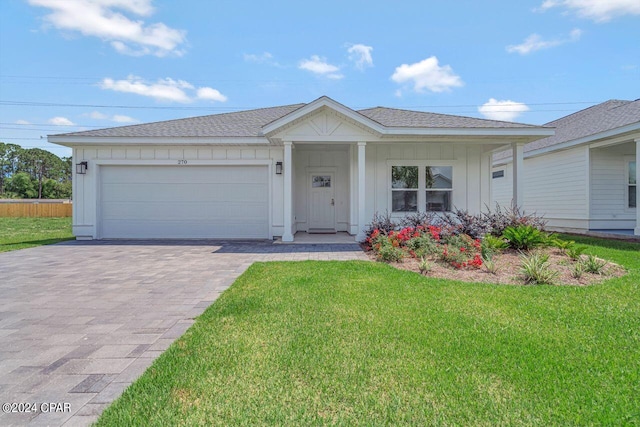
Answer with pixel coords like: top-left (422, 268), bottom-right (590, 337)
top-left (0, 240), bottom-right (367, 426)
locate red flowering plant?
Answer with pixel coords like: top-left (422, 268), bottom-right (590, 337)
top-left (440, 234), bottom-right (483, 269)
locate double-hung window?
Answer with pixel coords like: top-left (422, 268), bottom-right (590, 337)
top-left (629, 161), bottom-right (637, 209)
top-left (391, 165), bottom-right (453, 213)
top-left (391, 166), bottom-right (419, 212)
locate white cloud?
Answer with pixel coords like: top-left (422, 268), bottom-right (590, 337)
top-left (84, 111), bottom-right (139, 123)
top-left (298, 55), bottom-right (343, 79)
top-left (244, 52), bottom-right (273, 63)
top-left (15, 120), bottom-right (31, 125)
top-left (99, 75), bottom-right (227, 103)
top-left (196, 87), bottom-right (228, 102)
top-left (48, 117), bottom-right (75, 126)
top-left (112, 115), bottom-right (138, 123)
top-left (391, 56), bottom-right (463, 94)
top-left (507, 28), bottom-right (582, 55)
top-left (28, 0), bottom-right (186, 56)
top-left (87, 111), bottom-right (109, 120)
top-left (347, 44), bottom-right (373, 70)
top-left (478, 98), bottom-right (530, 122)
top-left (538, 0), bottom-right (640, 21)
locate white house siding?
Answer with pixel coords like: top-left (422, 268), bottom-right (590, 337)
top-left (293, 145), bottom-right (350, 232)
top-left (491, 146), bottom-right (590, 230)
top-left (72, 145), bottom-right (284, 239)
top-left (491, 164), bottom-right (512, 207)
top-left (363, 143), bottom-right (492, 225)
top-left (589, 142), bottom-right (637, 229)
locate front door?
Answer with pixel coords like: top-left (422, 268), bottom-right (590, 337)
top-left (308, 173), bottom-right (336, 232)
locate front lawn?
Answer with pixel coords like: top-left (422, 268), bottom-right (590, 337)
top-left (0, 217), bottom-right (73, 253)
top-left (98, 236), bottom-right (640, 426)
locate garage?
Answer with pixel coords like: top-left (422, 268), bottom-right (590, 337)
top-left (99, 165), bottom-right (269, 239)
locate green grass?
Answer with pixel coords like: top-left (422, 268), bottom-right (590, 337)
top-left (0, 217), bottom-right (73, 252)
top-left (97, 236), bottom-right (640, 426)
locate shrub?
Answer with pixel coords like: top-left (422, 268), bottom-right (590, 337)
top-left (581, 255), bottom-right (608, 275)
top-left (365, 211), bottom-right (396, 241)
top-left (481, 235), bottom-right (509, 260)
top-left (567, 244), bottom-right (588, 261)
top-left (418, 257), bottom-right (432, 275)
top-left (484, 258), bottom-right (499, 274)
top-left (399, 211), bottom-right (436, 229)
top-left (572, 262), bottom-right (584, 279)
top-left (483, 203), bottom-right (547, 236)
top-left (440, 208), bottom-right (492, 239)
top-left (441, 234), bottom-right (483, 269)
top-left (377, 243), bottom-right (405, 263)
top-left (520, 252), bottom-right (559, 285)
top-left (406, 234), bottom-right (440, 259)
top-left (502, 225), bottom-right (549, 251)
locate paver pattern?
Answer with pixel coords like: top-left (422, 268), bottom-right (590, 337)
top-left (0, 240), bottom-right (367, 426)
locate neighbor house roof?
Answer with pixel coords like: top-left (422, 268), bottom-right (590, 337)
top-left (524, 99), bottom-right (640, 153)
top-left (493, 99), bottom-right (640, 162)
top-left (50, 98), bottom-right (543, 139)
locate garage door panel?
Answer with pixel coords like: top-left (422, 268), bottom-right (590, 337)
top-left (102, 183), bottom-right (268, 203)
top-left (100, 166), bottom-right (269, 239)
top-left (102, 220), bottom-right (267, 239)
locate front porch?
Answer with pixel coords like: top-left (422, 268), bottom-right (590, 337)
top-left (274, 231), bottom-right (358, 244)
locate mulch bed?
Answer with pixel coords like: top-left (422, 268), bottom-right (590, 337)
top-left (363, 247), bottom-right (626, 286)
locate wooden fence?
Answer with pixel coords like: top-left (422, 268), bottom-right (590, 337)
top-left (0, 200), bottom-right (72, 218)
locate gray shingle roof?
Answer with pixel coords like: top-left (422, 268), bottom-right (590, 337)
top-left (54, 104), bottom-right (305, 138)
top-left (52, 100), bottom-right (543, 139)
top-left (357, 107), bottom-right (538, 128)
top-left (524, 99), bottom-right (640, 152)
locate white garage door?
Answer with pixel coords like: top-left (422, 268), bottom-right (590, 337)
top-left (100, 165), bottom-right (269, 239)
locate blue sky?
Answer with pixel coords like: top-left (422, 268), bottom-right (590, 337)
top-left (1, 0), bottom-right (638, 157)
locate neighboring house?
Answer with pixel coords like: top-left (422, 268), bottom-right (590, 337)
top-left (49, 96), bottom-right (552, 242)
top-left (492, 99), bottom-right (640, 236)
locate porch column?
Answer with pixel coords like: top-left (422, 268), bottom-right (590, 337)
top-left (356, 142), bottom-right (367, 242)
top-left (512, 142), bottom-right (524, 208)
top-left (635, 139), bottom-right (640, 236)
top-left (282, 141), bottom-right (294, 242)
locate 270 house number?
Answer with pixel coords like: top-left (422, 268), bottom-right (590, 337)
top-left (177, 160), bottom-right (188, 165)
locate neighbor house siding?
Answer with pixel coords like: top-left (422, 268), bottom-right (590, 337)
top-left (589, 145), bottom-right (637, 229)
top-left (492, 146), bottom-right (590, 230)
top-left (72, 145), bottom-right (284, 239)
top-left (491, 164), bottom-right (512, 207)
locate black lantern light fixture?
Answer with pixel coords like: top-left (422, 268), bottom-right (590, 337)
top-left (76, 161), bottom-right (88, 175)
top-left (275, 161), bottom-right (283, 175)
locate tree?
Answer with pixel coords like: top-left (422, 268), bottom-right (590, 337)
top-left (6, 172), bottom-right (37, 198)
top-left (0, 142), bottom-right (23, 195)
top-left (18, 148), bottom-right (66, 199)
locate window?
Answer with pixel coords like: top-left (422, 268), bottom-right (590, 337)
top-left (492, 170), bottom-right (505, 179)
top-left (426, 166), bottom-right (452, 212)
top-left (629, 161), bottom-right (636, 209)
top-left (392, 166), bottom-right (418, 212)
top-left (391, 165), bottom-right (453, 213)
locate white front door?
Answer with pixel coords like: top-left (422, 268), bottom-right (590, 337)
top-left (308, 173), bottom-right (336, 232)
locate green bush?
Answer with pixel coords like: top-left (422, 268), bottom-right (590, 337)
top-left (406, 234), bottom-right (440, 258)
top-left (581, 255), bottom-right (608, 275)
top-left (376, 244), bottom-right (405, 263)
top-left (520, 252), bottom-right (559, 285)
top-left (502, 225), bottom-right (549, 251)
top-left (481, 235), bottom-right (509, 260)
top-left (567, 244), bottom-right (588, 261)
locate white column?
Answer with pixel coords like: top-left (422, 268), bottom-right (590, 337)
top-left (635, 139), bottom-right (640, 236)
top-left (512, 142), bottom-right (524, 208)
top-left (356, 142), bottom-right (367, 242)
top-left (282, 141), bottom-right (294, 242)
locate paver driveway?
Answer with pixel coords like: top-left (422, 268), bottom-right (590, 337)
top-left (0, 240), bottom-right (367, 426)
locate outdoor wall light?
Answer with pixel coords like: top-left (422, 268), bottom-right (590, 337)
top-left (276, 161), bottom-right (283, 175)
top-left (76, 161), bottom-right (88, 175)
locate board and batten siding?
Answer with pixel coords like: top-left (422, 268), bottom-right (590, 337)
top-left (589, 144), bottom-right (637, 229)
top-left (492, 146), bottom-right (590, 230)
top-left (362, 143), bottom-right (493, 225)
top-left (72, 145), bottom-right (284, 239)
